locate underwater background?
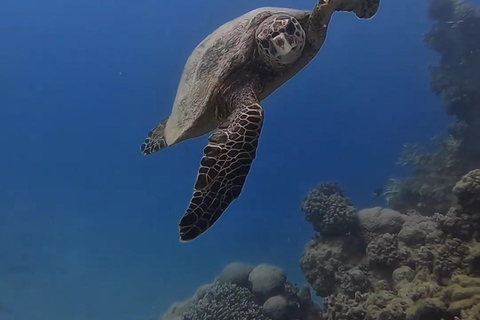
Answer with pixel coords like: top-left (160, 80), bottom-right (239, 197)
top-left (1, 0), bottom-right (480, 319)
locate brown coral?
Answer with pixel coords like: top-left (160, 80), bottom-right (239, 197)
top-left (300, 183), bottom-right (480, 320)
top-left (300, 236), bottom-right (368, 298)
top-left (366, 233), bottom-right (403, 269)
top-left (301, 183), bottom-right (359, 237)
top-left (300, 204), bottom-right (480, 320)
top-left (453, 169), bottom-right (480, 210)
top-left (160, 262), bottom-right (320, 320)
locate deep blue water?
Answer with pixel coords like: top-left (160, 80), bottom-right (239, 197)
top-left (1, 0), bottom-right (475, 319)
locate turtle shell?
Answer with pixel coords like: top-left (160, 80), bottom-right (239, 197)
top-left (163, 7), bottom-right (308, 146)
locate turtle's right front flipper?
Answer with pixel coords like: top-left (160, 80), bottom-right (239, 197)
top-left (178, 86), bottom-right (264, 242)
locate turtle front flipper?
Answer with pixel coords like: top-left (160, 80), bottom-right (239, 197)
top-left (178, 87), bottom-right (264, 242)
top-left (140, 117), bottom-right (169, 155)
top-left (306, 0), bottom-right (380, 45)
top-left (350, 0), bottom-right (380, 19)
top-left (320, 0), bottom-right (380, 19)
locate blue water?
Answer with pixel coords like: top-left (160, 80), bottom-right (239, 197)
top-left (1, 0), bottom-right (474, 319)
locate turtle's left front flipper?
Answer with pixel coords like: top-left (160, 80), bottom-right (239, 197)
top-left (178, 86), bottom-right (264, 242)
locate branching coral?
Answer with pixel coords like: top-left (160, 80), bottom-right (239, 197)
top-left (434, 208), bottom-right (474, 240)
top-left (161, 262), bottom-right (321, 320)
top-left (301, 182), bottom-right (358, 237)
top-left (182, 283), bottom-right (270, 320)
top-left (366, 233), bottom-right (403, 269)
top-left (433, 238), bottom-right (469, 283)
top-left (300, 236), bottom-right (369, 298)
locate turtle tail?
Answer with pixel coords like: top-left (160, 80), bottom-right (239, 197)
top-left (140, 117), bottom-right (169, 155)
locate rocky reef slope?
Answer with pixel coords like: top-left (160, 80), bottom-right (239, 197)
top-left (159, 169), bottom-right (479, 320)
top-left (300, 170), bottom-right (480, 320)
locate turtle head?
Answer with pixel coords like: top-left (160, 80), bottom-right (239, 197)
top-left (255, 13), bottom-right (306, 66)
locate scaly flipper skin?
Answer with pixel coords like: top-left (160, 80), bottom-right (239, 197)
top-left (178, 87), bottom-right (264, 242)
top-left (306, 0), bottom-right (380, 48)
top-left (140, 117), bottom-right (169, 155)
top-left (350, 0), bottom-right (380, 19)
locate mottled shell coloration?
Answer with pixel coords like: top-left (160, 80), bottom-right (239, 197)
top-left (164, 7), bottom-right (310, 147)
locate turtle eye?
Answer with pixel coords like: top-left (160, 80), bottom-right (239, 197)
top-left (286, 21), bottom-right (296, 35)
top-left (271, 31), bottom-right (279, 38)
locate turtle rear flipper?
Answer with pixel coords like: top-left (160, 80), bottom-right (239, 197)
top-left (140, 117), bottom-right (169, 155)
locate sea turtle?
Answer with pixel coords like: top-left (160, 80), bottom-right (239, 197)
top-left (140, 0), bottom-right (381, 242)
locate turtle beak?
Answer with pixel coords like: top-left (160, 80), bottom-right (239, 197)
top-left (271, 33), bottom-right (297, 56)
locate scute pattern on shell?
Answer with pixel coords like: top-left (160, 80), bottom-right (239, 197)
top-left (165, 7), bottom-right (310, 145)
top-left (165, 11), bottom-right (257, 144)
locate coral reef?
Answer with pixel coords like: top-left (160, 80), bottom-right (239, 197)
top-left (300, 236), bottom-right (369, 298)
top-left (160, 262), bottom-right (322, 320)
top-left (384, 137), bottom-right (461, 215)
top-left (163, 172), bottom-right (478, 319)
top-left (299, 175), bottom-right (480, 319)
top-left (385, 0), bottom-right (480, 216)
